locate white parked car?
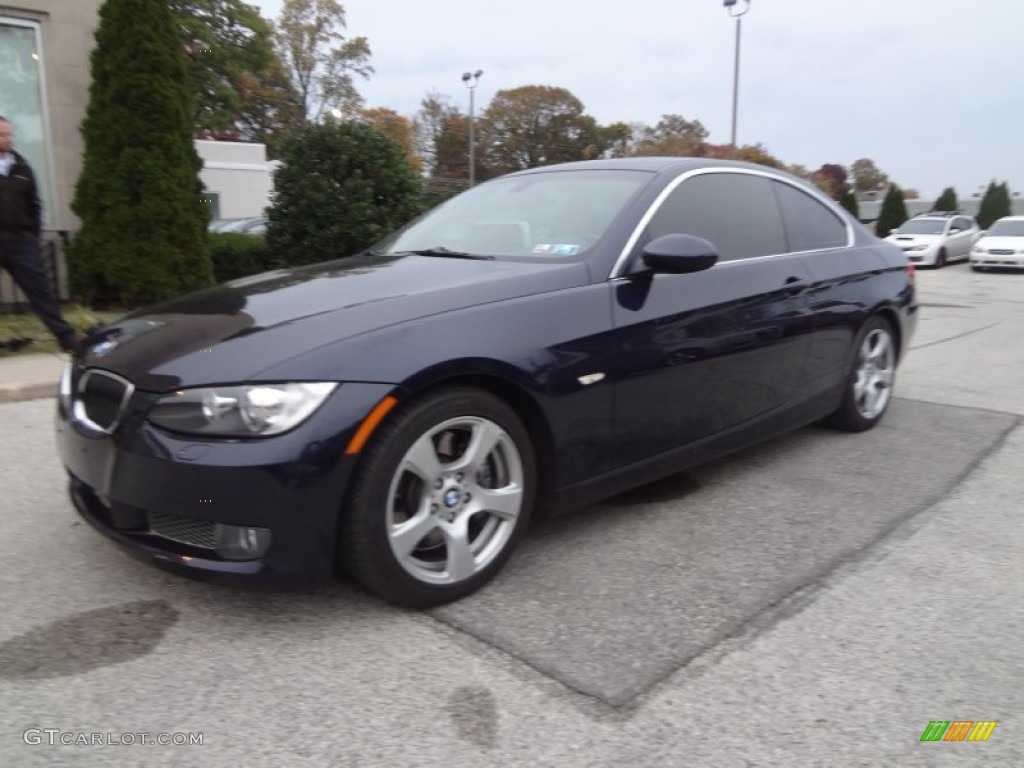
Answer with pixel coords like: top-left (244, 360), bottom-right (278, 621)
top-left (208, 217), bottom-right (267, 236)
top-left (884, 212), bottom-right (980, 268)
top-left (970, 216), bottom-right (1024, 271)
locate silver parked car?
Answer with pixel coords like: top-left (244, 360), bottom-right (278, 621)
top-left (884, 212), bottom-right (980, 268)
top-left (209, 217), bottom-right (267, 236)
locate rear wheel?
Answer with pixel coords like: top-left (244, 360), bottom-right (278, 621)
top-left (825, 316), bottom-right (897, 432)
top-left (340, 388), bottom-right (536, 607)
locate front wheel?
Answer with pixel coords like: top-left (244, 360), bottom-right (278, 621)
top-left (340, 388), bottom-right (536, 607)
top-left (934, 249), bottom-right (947, 268)
top-left (824, 316), bottom-right (897, 432)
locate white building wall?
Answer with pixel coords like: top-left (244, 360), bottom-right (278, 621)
top-left (195, 140), bottom-right (277, 220)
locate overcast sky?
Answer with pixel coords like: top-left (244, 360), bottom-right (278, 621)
top-left (251, 0), bottom-right (1021, 199)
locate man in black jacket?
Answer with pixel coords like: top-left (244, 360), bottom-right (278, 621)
top-left (0, 116), bottom-right (83, 352)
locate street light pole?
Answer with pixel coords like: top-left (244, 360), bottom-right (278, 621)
top-left (462, 69), bottom-right (483, 186)
top-left (723, 0), bottom-right (751, 157)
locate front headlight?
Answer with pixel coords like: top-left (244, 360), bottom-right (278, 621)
top-left (148, 382), bottom-right (337, 437)
top-left (972, 246), bottom-right (984, 254)
top-left (906, 245), bottom-right (929, 251)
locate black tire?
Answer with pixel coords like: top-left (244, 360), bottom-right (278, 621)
top-left (825, 316), bottom-right (897, 432)
top-left (934, 249), bottom-right (947, 268)
top-left (340, 387), bottom-right (536, 608)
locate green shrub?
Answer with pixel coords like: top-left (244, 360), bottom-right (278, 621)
top-left (977, 181), bottom-right (1012, 230)
top-left (266, 121), bottom-right (426, 268)
top-left (932, 187), bottom-right (958, 212)
top-left (840, 187), bottom-right (859, 218)
top-left (207, 232), bottom-right (276, 282)
top-left (876, 185), bottom-right (909, 239)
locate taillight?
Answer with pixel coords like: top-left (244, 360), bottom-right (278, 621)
top-left (906, 263), bottom-right (916, 284)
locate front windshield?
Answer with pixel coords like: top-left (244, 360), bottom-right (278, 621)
top-left (987, 220), bottom-right (1024, 237)
top-left (896, 219), bottom-right (946, 235)
top-left (377, 169), bottom-right (651, 261)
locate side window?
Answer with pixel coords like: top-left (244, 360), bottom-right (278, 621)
top-left (644, 173), bottom-right (786, 262)
top-left (772, 181), bottom-right (848, 252)
top-left (955, 217), bottom-right (972, 231)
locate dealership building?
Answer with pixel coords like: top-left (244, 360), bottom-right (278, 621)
top-left (0, 0), bottom-right (273, 302)
top-left (1, 0), bottom-right (102, 234)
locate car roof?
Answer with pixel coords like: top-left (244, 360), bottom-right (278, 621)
top-left (505, 156), bottom-right (795, 177)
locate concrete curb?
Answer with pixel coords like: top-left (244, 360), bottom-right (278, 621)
top-left (0, 353), bottom-right (66, 405)
top-left (0, 382), bottom-right (58, 404)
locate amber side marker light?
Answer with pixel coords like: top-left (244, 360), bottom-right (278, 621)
top-left (345, 396), bottom-right (399, 455)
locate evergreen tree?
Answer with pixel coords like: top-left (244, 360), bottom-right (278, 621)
top-left (266, 120), bottom-right (425, 267)
top-left (932, 186), bottom-right (958, 212)
top-left (976, 181), bottom-right (1012, 230)
top-left (876, 185), bottom-right (909, 238)
top-left (840, 186), bottom-right (860, 218)
top-left (994, 182), bottom-right (1013, 223)
top-left (70, 0), bottom-right (214, 305)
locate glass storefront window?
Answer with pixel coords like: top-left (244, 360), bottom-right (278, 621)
top-left (0, 18), bottom-right (55, 229)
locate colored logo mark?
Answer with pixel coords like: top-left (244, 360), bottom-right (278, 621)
top-left (920, 720), bottom-right (997, 742)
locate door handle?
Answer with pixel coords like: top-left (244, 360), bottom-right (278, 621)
top-left (782, 277), bottom-right (810, 295)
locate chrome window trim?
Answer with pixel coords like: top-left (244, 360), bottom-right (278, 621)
top-left (608, 167), bottom-right (855, 279)
top-left (72, 369), bottom-right (136, 434)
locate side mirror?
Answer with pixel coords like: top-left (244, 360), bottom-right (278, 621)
top-left (641, 234), bottom-right (719, 274)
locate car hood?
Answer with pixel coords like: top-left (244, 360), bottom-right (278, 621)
top-left (80, 253), bottom-right (589, 391)
top-left (886, 233), bottom-right (941, 246)
top-left (975, 236), bottom-right (1024, 251)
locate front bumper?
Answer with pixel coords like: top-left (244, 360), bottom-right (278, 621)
top-left (57, 373), bottom-right (397, 585)
top-left (899, 246), bottom-right (939, 266)
top-left (68, 475), bottom-right (289, 583)
top-left (971, 253), bottom-right (1024, 269)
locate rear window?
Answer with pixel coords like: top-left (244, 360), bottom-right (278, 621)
top-left (772, 181), bottom-right (848, 252)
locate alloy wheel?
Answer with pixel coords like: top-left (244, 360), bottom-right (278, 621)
top-left (852, 328), bottom-right (895, 419)
top-left (385, 416), bottom-right (525, 586)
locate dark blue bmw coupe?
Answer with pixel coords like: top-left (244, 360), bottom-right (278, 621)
top-left (56, 158), bottom-right (917, 607)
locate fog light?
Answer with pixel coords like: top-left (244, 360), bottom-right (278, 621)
top-left (215, 524), bottom-right (271, 561)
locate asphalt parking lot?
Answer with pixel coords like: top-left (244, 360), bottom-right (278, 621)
top-left (1, 262), bottom-right (1022, 766)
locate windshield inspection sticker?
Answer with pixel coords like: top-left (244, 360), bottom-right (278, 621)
top-left (533, 244), bottom-right (580, 256)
